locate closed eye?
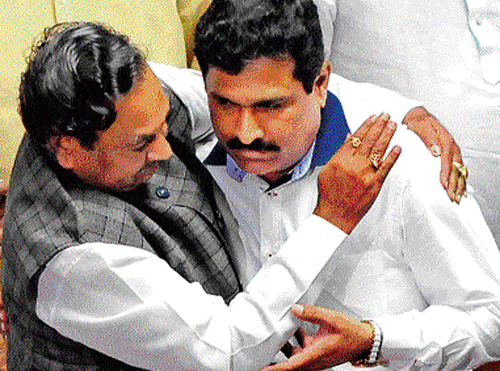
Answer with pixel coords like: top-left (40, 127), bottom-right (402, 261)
top-left (256, 101), bottom-right (283, 109)
top-left (132, 135), bottom-right (156, 152)
top-left (213, 95), bottom-right (235, 106)
top-left (254, 99), bottom-right (287, 110)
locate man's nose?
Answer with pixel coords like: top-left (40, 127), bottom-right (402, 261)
top-left (147, 134), bottom-right (173, 162)
top-left (236, 107), bottom-right (264, 145)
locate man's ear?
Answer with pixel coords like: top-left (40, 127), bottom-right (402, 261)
top-left (314, 61), bottom-right (332, 108)
top-left (47, 136), bottom-right (83, 170)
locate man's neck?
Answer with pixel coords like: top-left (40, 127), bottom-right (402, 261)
top-left (261, 171), bottom-right (293, 189)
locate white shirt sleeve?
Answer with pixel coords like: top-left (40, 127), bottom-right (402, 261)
top-left (36, 215), bottom-right (346, 371)
top-left (373, 131), bottom-right (500, 369)
top-left (148, 62), bottom-right (218, 161)
top-left (327, 73), bottom-right (422, 129)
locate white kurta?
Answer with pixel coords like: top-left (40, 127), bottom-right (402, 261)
top-left (34, 64), bottom-right (354, 370)
top-left (206, 74), bottom-right (500, 370)
top-left (36, 217), bottom-right (347, 370)
top-left (36, 65), bottom-right (500, 370)
top-left (317, 0), bottom-right (500, 246)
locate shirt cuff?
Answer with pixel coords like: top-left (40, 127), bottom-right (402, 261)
top-left (373, 313), bottom-right (420, 363)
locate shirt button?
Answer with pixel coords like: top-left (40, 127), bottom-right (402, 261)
top-left (155, 187), bottom-right (170, 199)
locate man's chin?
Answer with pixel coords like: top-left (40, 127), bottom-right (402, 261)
top-left (233, 158), bottom-right (271, 174)
top-left (110, 163), bottom-right (159, 193)
top-left (234, 159), bottom-right (284, 182)
top-left (134, 162), bottom-right (159, 184)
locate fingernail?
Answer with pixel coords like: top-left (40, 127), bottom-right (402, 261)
top-left (292, 304), bottom-right (304, 316)
top-left (430, 145), bottom-right (441, 157)
top-left (380, 112), bottom-right (390, 121)
top-left (456, 194), bottom-right (462, 204)
top-left (388, 120), bottom-right (397, 130)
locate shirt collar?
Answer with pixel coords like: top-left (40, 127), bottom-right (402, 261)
top-left (225, 140), bottom-right (316, 183)
top-left (205, 91), bottom-right (349, 183)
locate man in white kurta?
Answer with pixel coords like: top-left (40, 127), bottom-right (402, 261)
top-left (204, 71), bottom-right (500, 370)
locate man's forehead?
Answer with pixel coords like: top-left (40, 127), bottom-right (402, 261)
top-left (101, 67), bottom-right (169, 144)
top-left (206, 58), bottom-right (304, 102)
top-left (116, 68), bottom-right (167, 112)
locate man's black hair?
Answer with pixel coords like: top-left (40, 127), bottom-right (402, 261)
top-left (194, 0), bottom-right (324, 94)
top-left (19, 22), bottom-right (145, 149)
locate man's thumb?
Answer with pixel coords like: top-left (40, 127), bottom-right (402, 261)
top-left (291, 304), bottom-right (329, 326)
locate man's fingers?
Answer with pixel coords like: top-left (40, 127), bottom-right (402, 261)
top-left (456, 174), bottom-right (466, 204)
top-left (402, 107), bottom-right (468, 201)
top-left (261, 344), bottom-right (322, 371)
top-left (427, 118), bottom-right (465, 202)
top-left (437, 136), bottom-right (456, 189)
top-left (439, 150), bottom-right (452, 192)
top-left (356, 113), bottom-right (391, 156)
top-left (448, 159), bottom-right (460, 203)
top-left (375, 146), bottom-right (402, 183)
top-left (448, 152), bottom-right (467, 204)
top-left (291, 304), bottom-right (335, 327)
top-left (431, 135), bottom-right (467, 204)
top-left (280, 331), bottom-right (309, 359)
top-left (454, 149), bottom-right (467, 203)
top-left (369, 120), bottom-right (397, 162)
top-left (350, 115), bottom-right (377, 142)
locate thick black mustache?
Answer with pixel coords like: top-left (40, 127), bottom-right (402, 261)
top-left (226, 138), bottom-right (280, 152)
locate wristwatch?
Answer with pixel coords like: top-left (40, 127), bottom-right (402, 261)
top-left (351, 320), bottom-right (387, 368)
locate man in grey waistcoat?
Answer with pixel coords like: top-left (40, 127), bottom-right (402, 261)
top-left (1, 22), bottom-right (403, 370)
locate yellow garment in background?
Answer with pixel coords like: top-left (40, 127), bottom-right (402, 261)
top-left (0, 0), bottom-right (211, 181)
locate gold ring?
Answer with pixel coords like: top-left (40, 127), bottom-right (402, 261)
top-left (350, 136), bottom-right (362, 148)
top-left (369, 153), bottom-right (382, 170)
top-left (453, 162), bottom-right (468, 179)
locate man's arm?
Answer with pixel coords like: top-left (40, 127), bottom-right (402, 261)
top-left (328, 73), bottom-right (467, 203)
top-left (262, 130), bottom-right (500, 371)
top-left (35, 115), bottom-right (401, 370)
top-left (372, 140), bottom-right (500, 369)
top-left (403, 106), bottom-right (466, 203)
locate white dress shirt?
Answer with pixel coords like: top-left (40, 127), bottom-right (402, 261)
top-left (34, 64), bottom-right (353, 370)
top-left (319, 0), bottom-right (500, 246)
top-left (36, 216), bottom-right (347, 370)
top-left (35, 66), bottom-right (500, 370)
top-left (206, 74), bottom-right (500, 370)
top-left (467, 0), bottom-right (500, 84)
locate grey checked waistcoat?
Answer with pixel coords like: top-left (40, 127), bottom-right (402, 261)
top-left (2, 129), bottom-right (241, 370)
